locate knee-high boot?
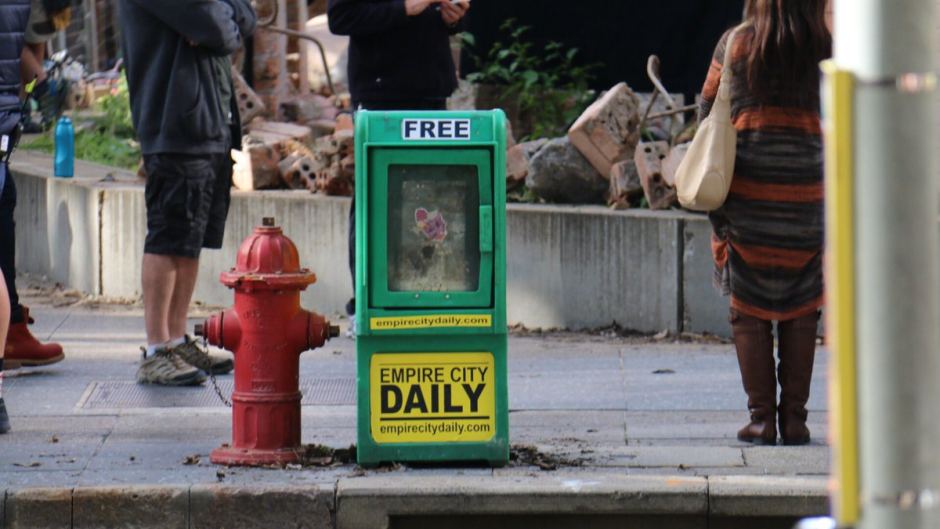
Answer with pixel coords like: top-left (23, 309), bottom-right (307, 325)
top-left (776, 312), bottom-right (819, 445)
top-left (731, 310), bottom-right (777, 445)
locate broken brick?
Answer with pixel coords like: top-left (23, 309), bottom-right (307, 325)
top-left (634, 141), bottom-right (675, 210)
top-left (506, 139), bottom-right (547, 189)
top-left (608, 160), bottom-right (643, 209)
top-left (233, 138), bottom-right (282, 191)
top-left (232, 67), bottom-right (266, 124)
top-left (568, 82), bottom-right (642, 179)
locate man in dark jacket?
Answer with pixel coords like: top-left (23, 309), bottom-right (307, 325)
top-left (327, 0), bottom-right (469, 335)
top-left (119, 0), bottom-right (255, 386)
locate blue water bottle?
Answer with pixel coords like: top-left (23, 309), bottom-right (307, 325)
top-left (54, 116), bottom-right (74, 178)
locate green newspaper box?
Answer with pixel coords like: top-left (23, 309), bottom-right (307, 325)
top-left (355, 110), bottom-right (509, 466)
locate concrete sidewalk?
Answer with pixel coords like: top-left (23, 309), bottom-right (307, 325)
top-left (0, 289), bottom-right (831, 528)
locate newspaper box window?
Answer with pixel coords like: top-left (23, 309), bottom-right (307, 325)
top-left (355, 111), bottom-right (509, 466)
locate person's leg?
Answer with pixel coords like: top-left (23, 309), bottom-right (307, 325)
top-left (167, 256), bottom-right (198, 341)
top-left (776, 311), bottom-right (819, 445)
top-left (0, 173), bottom-right (20, 323)
top-left (731, 309), bottom-right (777, 445)
top-left (1, 170), bottom-right (63, 367)
top-left (137, 154), bottom-right (208, 386)
top-left (165, 152), bottom-right (232, 375)
top-left (0, 269), bottom-right (11, 433)
top-left (141, 253), bottom-right (176, 346)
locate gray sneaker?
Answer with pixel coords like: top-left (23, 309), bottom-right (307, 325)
top-left (136, 347), bottom-right (206, 386)
top-left (171, 336), bottom-right (234, 375)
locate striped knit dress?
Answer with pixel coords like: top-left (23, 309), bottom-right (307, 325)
top-left (698, 27), bottom-right (825, 322)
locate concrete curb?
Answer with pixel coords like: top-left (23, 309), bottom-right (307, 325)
top-left (2, 475), bottom-right (828, 529)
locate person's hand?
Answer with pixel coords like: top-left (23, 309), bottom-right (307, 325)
top-left (405, 0), bottom-right (441, 16)
top-left (440, 0), bottom-right (469, 25)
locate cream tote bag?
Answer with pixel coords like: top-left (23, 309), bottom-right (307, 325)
top-left (676, 26), bottom-right (743, 211)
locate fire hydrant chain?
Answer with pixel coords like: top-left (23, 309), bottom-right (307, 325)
top-left (204, 335), bottom-right (232, 407)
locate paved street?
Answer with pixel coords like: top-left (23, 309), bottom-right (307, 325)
top-left (0, 285), bottom-right (830, 489)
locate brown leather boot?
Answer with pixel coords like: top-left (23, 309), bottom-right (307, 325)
top-left (777, 311), bottom-right (819, 446)
top-left (731, 310), bottom-right (777, 445)
top-left (4, 306), bottom-right (65, 369)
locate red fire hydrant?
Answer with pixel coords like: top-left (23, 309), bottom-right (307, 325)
top-left (195, 217), bottom-right (339, 467)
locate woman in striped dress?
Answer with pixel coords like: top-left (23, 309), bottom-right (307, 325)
top-left (698, 0), bottom-right (832, 446)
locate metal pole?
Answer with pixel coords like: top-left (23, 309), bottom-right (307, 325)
top-left (835, 1), bottom-right (940, 528)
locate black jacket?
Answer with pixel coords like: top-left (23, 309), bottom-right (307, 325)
top-left (118, 0), bottom-right (255, 155)
top-left (0, 0), bottom-right (30, 112)
top-left (327, 0), bottom-right (460, 105)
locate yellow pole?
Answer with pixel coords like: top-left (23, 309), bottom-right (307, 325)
top-left (821, 60), bottom-right (860, 527)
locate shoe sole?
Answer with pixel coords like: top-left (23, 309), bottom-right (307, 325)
top-left (137, 374), bottom-right (207, 387)
top-left (4, 353), bottom-right (65, 370)
top-left (207, 360), bottom-right (234, 376)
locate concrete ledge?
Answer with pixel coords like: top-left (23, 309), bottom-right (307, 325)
top-left (72, 486), bottom-right (188, 529)
top-left (190, 484), bottom-right (334, 529)
top-left (0, 476), bottom-right (828, 529)
top-left (708, 476), bottom-right (828, 517)
top-left (5, 487), bottom-right (72, 529)
top-left (336, 474), bottom-right (708, 529)
top-left (12, 152), bottom-right (730, 336)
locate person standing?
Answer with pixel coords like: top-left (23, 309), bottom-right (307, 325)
top-left (327, 0), bottom-right (469, 335)
top-left (119, 0), bottom-right (255, 385)
top-left (699, 0), bottom-right (831, 446)
top-left (0, 0), bottom-right (66, 374)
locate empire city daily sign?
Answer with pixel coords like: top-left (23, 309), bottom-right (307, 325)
top-left (354, 110), bottom-right (509, 466)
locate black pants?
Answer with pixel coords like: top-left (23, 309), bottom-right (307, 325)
top-left (346, 98), bottom-right (447, 316)
top-left (0, 165), bottom-right (21, 323)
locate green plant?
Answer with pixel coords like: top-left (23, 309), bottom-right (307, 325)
top-left (463, 20), bottom-right (598, 140)
top-left (97, 76), bottom-right (135, 137)
top-left (22, 74), bottom-right (140, 171)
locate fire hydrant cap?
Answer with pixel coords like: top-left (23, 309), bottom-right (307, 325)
top-left (220, 218), bottom-right (317, 289)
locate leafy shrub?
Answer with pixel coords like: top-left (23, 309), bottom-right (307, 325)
top-left (464, 20), bottom-right (597, 140)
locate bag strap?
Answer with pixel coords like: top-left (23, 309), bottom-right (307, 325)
top-left (718, 24), bottom-right (746, 102)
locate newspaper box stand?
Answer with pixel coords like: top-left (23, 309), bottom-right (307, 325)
top-left (355, 110), bottom-right (509, 466)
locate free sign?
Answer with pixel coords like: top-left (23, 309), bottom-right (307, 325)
top-left (402, 119), bottom-right (471, 141)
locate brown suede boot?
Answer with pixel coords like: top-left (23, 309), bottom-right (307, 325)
top-left (777, 311), bottom-right (819, 446)
top-left (4, 306), bottom-right (65, 369)
top-left (731, 310), bottom-right (777, 445)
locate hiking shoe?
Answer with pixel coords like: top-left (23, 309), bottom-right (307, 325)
top-left (171, 336), bottom-right (233, 375)
top-left (136, 347), bottom-right (206, 386)
top-left (0, 398), bottom-right (9, 434)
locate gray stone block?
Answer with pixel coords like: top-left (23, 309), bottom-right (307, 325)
top-left (336, 474), bottom-right (707, 529)
top-left (5, 487), bottom-right (71, 529)
top-left (707, 476), bottom-right (829, 517)
top-left (72, 485), bottom-right (188, 529)
top-left (681, 216), bottom-right (730, 337)
top-left (190, 484), bottom-right (333, 529)
top-left (507, 205), bottom-right (681, 333)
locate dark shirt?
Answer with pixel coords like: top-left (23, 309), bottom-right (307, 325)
top-left (327, 0), bottom-right (461, 105)
top-left (118, 0), bottom-right (255, 155)
top-left (0, 0), bottom-right (30, 112)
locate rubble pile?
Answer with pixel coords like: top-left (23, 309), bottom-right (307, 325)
top-left (230, 78), bottom-right (354, 196)
top-left (513, 82), bottom-right (693, 210)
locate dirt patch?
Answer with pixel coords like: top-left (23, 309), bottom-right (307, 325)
top-left (509, 444), bottom-right (586, 471)
top-left (509, 322), bottom-right (730, 345)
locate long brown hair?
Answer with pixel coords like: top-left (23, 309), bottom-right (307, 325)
top-left (743, 0), bottom-right (832, 103)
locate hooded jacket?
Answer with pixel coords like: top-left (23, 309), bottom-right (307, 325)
top-left (118, 0), bottom-right (256, 155)
top-left (0, 0), bottom-right (30, 113)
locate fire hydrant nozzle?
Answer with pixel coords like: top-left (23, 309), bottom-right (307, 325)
top-left (201, 218), bottom-right (335, 467)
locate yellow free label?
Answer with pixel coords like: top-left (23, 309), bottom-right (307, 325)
top-left (369, 314), bottom-right (492, 331)
top-left (370, 352), bottom-right (495, 444)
